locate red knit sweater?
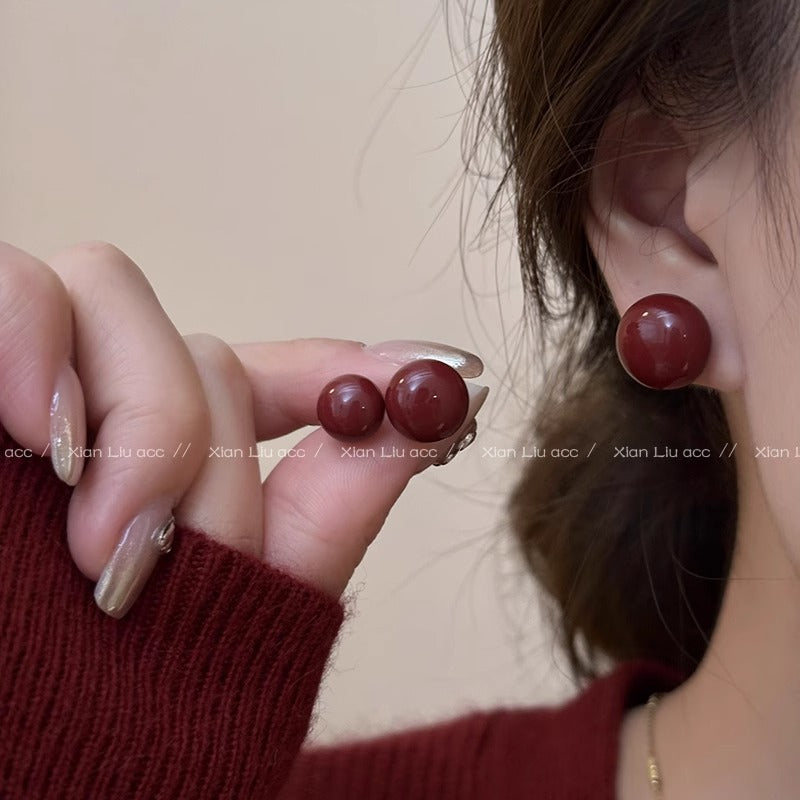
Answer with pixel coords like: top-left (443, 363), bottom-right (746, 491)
top-left (0, 425), bottom-right (685, 799)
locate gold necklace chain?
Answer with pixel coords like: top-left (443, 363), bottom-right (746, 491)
top-left (646, 692), bottom-right (664, 799)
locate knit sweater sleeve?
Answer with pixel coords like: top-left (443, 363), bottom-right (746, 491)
top-left (0, 427), bottom-right (346, 800)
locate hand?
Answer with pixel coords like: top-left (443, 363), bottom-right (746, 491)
top-left (0, 240), bottom-right (488, 615)
top-left (179, 336), bottom-right (488, 600)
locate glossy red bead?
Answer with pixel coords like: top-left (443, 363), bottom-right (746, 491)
top-left (384, 358), bottom-right (469, 442)
top-left (317, 374), bottom-right (385, 440)
top-left (615, 293), bottom-right (711, 390)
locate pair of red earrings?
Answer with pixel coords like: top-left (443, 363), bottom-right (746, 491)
top-left (616, 293), bottom-right (711, 390)
top-left (317, 358), bottom-right (469, 442)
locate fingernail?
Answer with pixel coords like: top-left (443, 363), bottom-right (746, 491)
top-left (421, 381), bottom-right (489, 469)
top-left (94, 501), bottom-right (176, 619)
top-left (363, 340), bottom-right (484, 378)
top-left (49, 364), bottom-right (86, 486)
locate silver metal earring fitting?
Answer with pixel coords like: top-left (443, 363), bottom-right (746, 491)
top-left (433, 419), bottom-right (478, 466)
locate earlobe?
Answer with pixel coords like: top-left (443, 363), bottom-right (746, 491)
top-left (585, 98), bottom-right (744, 393)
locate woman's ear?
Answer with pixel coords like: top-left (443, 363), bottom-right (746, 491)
top-left (585, 95), bottom-right (744, 392)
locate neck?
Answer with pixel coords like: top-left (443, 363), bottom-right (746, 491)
top-left (618, 390), bottom-right (800, 799)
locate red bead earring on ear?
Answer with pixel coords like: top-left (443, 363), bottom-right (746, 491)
top-left (615, 293), bottom-right (711, 390)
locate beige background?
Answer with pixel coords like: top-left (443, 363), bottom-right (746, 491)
top-left (0, 1), bottom-right (574, 742)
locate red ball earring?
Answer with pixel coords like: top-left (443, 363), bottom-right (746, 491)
top-left (316, 374), bottom-right (385, 440)
top-left (384, 358), bottom-right (468, 442)
top-left (615, 293), bottom-right (711, 390)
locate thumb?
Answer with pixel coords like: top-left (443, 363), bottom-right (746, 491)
top-left (261, 383), bottom-right (488, 598)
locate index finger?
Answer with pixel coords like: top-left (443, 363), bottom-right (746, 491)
top-left (231, 338), bottom-right (483, 440)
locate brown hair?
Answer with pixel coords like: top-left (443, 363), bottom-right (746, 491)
top-left (467, 1), bottom-right (800, 680)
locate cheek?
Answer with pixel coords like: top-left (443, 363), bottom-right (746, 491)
top-left (721, 175), bottom-right (800, 558)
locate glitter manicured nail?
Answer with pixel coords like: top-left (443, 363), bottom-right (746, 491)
top-left (363, 340), bottom-right (484, 378)
top-left (94, 501), bottom-right (175, 619)
top-left (49, 364), bottom-right (86, 486)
